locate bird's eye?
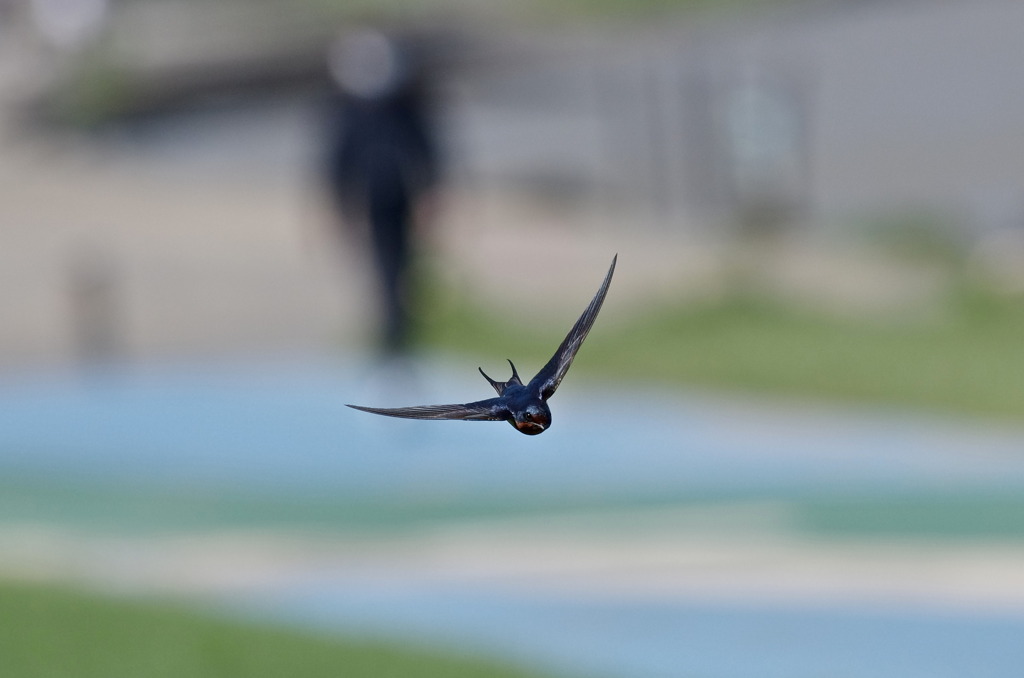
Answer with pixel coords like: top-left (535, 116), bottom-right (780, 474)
top-left (523, 412), bottom-right (533, 421)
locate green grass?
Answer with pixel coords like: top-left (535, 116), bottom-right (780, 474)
top-left (0, 580), bottom-right (553, 678)
top-left (0, 470), bottom-right (638, 535)
top-left (9, 468), bottom-right (1024, 541)
top-left (420, 280), bottom-right (1024, 420)
top-left (795, 492), bottom-right (1024, 540)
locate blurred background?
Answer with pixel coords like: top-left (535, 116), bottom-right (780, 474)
top-left (3, 0), bottom-right (1024, 677)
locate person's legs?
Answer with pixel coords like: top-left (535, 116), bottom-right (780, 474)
top-left (369, 190), bottom-right (412, 355)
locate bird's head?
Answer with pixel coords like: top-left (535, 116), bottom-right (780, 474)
top-left (512, 403), bottom-right (551, 435)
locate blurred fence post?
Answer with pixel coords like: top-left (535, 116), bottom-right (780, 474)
top-left (68, 243), bottom-right (125, 365)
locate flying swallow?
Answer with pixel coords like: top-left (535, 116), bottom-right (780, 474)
top-left (347, 255), bottom-right (616, 435)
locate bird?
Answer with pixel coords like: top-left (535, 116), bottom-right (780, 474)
top-left (347, 255), bottom-right (616, 435)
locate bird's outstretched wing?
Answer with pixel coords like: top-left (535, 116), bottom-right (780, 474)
top-left (347, 398), bottom-right (509, 421)
top-left (529, 255), bottom-right (616, 400)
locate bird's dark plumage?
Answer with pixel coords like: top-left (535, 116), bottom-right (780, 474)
top-left (346, 400), bottom-right (508, 421)
top-left (347, 255), bottom-right (616, 435)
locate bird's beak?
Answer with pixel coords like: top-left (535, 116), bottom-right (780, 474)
top-left (514, 420), bottom-right (546, 435)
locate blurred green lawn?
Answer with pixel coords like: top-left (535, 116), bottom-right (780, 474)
top-left (6, 470), bottom-right (1024, 541)
top-left (421, 276), bottom-right (1024, 420)
top-left (0, 580), bottom-right (552, 678)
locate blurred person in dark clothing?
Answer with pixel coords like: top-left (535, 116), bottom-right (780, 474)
top-left (325, 28), bottom-right (441, 356)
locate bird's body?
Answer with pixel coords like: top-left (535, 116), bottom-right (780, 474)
top-left (347, 255), bottom-right (616, 435)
